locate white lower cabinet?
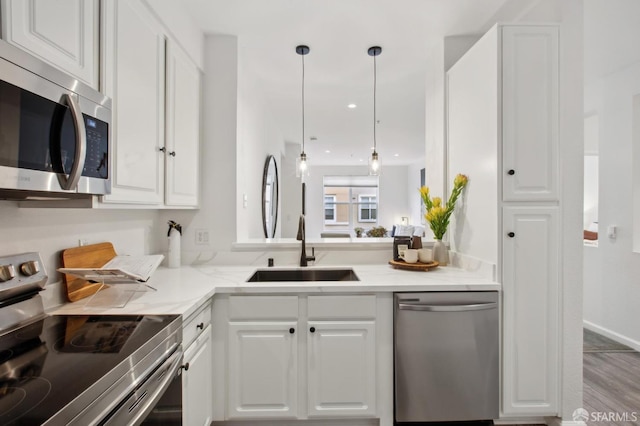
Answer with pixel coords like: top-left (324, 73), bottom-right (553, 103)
top-left (182, 300), bottom-right (213, 425)
top-left (307, 321), bottom-right (376, 417)
top-left (502, 206), bottom-right (559, 415)
top-left (227, 322), bottom-right (298, 419)
top-left (183, 325), bottom-right (213, 426)
top-left (220, 294), bottom-right (378, 421)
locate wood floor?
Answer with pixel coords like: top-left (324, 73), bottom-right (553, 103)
top-left (583, 329), bottom-right (640, 425)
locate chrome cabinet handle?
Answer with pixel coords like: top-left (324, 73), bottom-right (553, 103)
top-left (169, 151), bottom-right (176, 157)
top-left (58, 94), bottom-right (86, 190)
top-left (398, 302), bottom-right (497, 312)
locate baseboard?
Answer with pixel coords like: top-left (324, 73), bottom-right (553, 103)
top-left (583, 320), bottom-right (640, 351)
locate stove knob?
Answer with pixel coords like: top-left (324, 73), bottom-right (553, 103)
top-left (20, 260), bottom-right (40, 276)
top-left (0, 264), bottom-right (16, 282)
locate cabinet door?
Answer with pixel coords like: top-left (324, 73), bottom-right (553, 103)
top-left (100, 0), bottom-right (165, 205)
top-left (165, 42), bottom-right (200, 207)
top-left (1, 0), bottom-right (99, 88)
top-left (502, 25), bottom-right (559, 201)
top-left (307, 321), bottom-right (376, 417)
top-left (183, 325), bottom-right (212, 426)
top-left (502, 206), bottom-right (558, 415)
top-left (227, 322), bottom-right (298, 419)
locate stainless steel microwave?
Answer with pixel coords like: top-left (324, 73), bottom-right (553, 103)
top-left (0, 39), bottom-right (111, 199)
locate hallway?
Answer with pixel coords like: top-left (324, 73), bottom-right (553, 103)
top-left (583, 329), bottom-right (640, 425)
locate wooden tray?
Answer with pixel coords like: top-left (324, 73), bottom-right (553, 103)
top-left (61, 242), bottom-right (116, 302)
top-left (388, 259), bottom-right (439, 271)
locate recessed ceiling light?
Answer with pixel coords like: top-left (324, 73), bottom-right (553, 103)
top-left (394, 153), bottom-right (399, 157)
top-left (347, 103), bottom-right (357, 109)
top-left (371, 146), bottom-right (375, 150)
top-left (359, 159), bottom-right (364, 162)
top-left (325, 150), bottom-right (331, 154)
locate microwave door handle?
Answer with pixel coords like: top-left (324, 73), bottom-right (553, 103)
top-left (58, 94), bottom-right (86, 190)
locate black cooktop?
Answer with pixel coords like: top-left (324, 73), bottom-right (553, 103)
top-left (0, 314), bottom-right (179, 425)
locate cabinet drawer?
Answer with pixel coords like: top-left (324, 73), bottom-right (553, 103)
top-left (308, 295), bottom-right (376, 320)
top-left (183, 301), bottom-right (211, 349)
top-left (228, 296), bottom-right (298, 320)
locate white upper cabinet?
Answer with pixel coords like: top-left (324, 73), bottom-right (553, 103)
top-left (100, 0), bottom-right (200, 207)
top-left (502, 25), bottom-right (559, 202)
top-left (165, 42), bottom-right (200, 207)
top-left (1, 0), bottom-right (99, 88)
top-left (100, 0), bottom-right (165, 205)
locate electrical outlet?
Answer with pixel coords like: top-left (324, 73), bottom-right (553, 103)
top-left (195, 229), bottom-right (210, 245)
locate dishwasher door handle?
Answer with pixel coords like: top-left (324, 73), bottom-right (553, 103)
top-left (398, 302), bottom-right (498, 312)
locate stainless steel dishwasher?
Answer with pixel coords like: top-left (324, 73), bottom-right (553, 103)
top-left (394, 292), bottom-right (499, 423)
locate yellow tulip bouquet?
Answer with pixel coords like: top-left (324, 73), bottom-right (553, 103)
top-left (419, 174), bottom-right (468, 240)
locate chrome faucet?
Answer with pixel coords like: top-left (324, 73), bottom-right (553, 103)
top-left (296, 214), bottom-right (315, 267)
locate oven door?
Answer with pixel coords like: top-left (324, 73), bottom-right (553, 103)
top-left (102, 347), bottom-right (183, 426)
top-left (141, 358), bottom-right (184, 425)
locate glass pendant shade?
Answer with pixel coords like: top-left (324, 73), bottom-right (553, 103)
top-left (296, 152), bottom-right (309, 179)
top-left (369, 151), bottom-right (380, 176)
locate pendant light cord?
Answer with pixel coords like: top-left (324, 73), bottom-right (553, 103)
top-left (373, 53), bottom-right (377, 153)
top-left (302, 52), bottom-right (305, 154)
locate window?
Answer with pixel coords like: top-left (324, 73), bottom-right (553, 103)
top-left (322, 176), bottom-right (379, 232)
top-left (324, 195), bottom-right (337, 222)
top-left (358, 195), bottom-right (377, 222)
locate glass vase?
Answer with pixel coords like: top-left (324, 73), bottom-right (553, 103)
top-left (432, 239), bottom-right (449, 266)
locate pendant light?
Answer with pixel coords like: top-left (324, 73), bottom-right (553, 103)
top-left (368, 46), bottom-right (382, 176)
top-left (295, 45), bottom-right (310, 180)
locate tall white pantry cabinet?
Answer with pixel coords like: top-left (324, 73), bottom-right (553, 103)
top-left (447, 24), bottom-right (560, 417)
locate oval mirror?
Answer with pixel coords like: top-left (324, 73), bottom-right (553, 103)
top-left (262, 155), bottom-right (279, 238)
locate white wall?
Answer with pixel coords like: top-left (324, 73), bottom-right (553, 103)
top-left (406, 160), bottom-right (426, 226)
top-left (0, 203), bottom-right (162, 308)
top-left (281, 142), bottom-right (303, 238)
top-left (303, 165), bottom-right (409, 239)
top-left (446, 26), bottom-right (499, 264)
top-left (236, 48), bottom-right (285, 240)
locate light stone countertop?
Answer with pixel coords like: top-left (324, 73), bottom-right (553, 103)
top-left (50, 263), bottom-right (500, 317)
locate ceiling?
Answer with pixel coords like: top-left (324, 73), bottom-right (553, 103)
top-left (180, 0), bottom-right (547, 165)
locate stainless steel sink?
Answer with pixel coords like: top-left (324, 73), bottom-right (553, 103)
top-left (247, 268), bottom-right (359, 282)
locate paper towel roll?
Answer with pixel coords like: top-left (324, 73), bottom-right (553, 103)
top-left (168, 228), bottom-right (181, 268)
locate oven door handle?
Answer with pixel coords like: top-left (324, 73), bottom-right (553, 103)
top-left (102, 347), bottom-right (183, 426)
top-left (58, 93), bottom-right (86, 190)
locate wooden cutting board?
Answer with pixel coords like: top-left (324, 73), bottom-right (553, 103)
top-left (388, 259), bottom-right (439, 271)
top-left (61, 242), bottom-right (116, 302)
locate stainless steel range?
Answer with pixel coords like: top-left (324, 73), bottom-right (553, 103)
top-left (0, 252), bottom-right (183, 425)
